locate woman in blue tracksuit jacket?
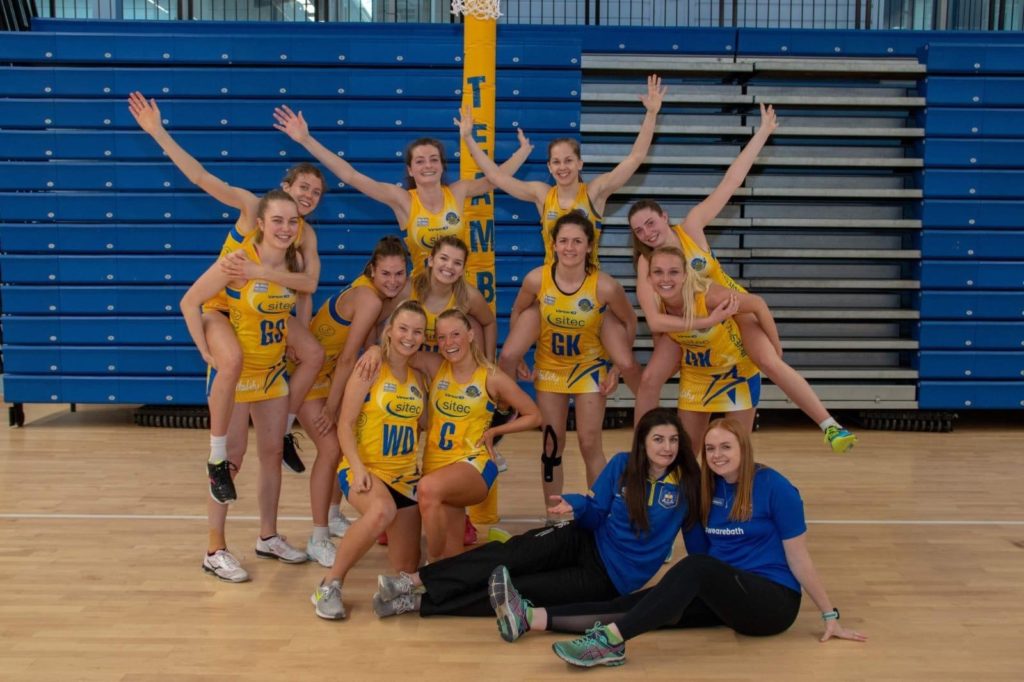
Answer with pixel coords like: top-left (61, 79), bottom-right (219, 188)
top-left (370, 408), bottom-right (707, 619)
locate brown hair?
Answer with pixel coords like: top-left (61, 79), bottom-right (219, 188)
top-left (547, 138), bottom-right (583, 183)
top-left (412, 235), bottom-right (471, 311)
top-left (628, 198), bottom-right (669, 265)
top-left (404, 138), bottom-right (447, 189)
top-left (622, 407), bottom-right (701, 535)
top-left (699, 417), bottom-right (757, 524)
top-left (551, 211), bottom-right (597, 274)
top-left (363, 235), bottom-right (409, 279)
top-left (254, 189), bottom-right (302, 273)
top-left (649, 245), bottom-right (710, 331)
top-left (281, 163), bottom-right (325, 195)
top-left (380, 299), bottom-right (428, 363)
top-left (436, 308), bottom-right (495, 373)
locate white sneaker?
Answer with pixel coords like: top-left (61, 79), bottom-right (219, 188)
top-left (311, 579), bottom-right (346, 620)
top-left (306, 536), bottom-right (337, 568)
top-left (202, 549), bottom-right (250, 583)
top-left (255, 535), bottom-right (307, 564)
top-left (328, 513), bottom-right (353, 538)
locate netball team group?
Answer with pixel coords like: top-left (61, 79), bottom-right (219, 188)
top-left (128, 74), bottom-right (865, 669)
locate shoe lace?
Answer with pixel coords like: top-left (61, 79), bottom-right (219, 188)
top-left (579, 622), bottom-right (610, 648)
top-left (216, 550), bottom-right (241, 570)
top-left (286, 431), bottom-right (305, 452)
top-left (824, 425), bottom-right (840, 440)
top-left (393, 592), bottom-right (418, 613)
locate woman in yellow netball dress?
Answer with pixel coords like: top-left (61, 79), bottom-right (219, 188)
top-left (507, 213), bottom-right (637, 517)
top-left (458, 75), bottom-right (667, 396)
top-left (180, 191), bottom-right (308, 582)
top-left (629, 104), bottom-right (856, 453)
top-left (309, 301), bottom-right (428, 620)
top-left (408, 236), bottom-right (497, 359)
top-left (129, 92), bottom-right (326, 478)
top-left (297, 236), bottom-right (409, 567)
top-left (272, 105), bottom-right (532, 283)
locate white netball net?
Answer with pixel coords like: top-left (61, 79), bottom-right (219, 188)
top-left (451, 0), bottom-right (502, 20)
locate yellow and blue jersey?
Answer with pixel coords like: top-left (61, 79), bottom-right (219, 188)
top-left (409, 288), bottom-right (457, 353)
top-left (405, 187), bottom-right (463, 283)
top-left (541, 183), bottom-right (602, 267)
top-left (223, 241), bottom-right (295, 402)
top-left (304, 274), bottom-right (380, 402)
top-left (534, 265), bottom-right (609, 394)
top-left (423, 362), bottom-right (495, 477)
top-left (672, 224), bottom-right (745, 293)
top-left (666, 292), bottom-right (760, 412)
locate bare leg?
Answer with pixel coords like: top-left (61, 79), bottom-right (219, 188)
top-left (498, 303), bottom-right (540, 380)
top-left (250, 396), bottom-right (289, 538)
top-left (325, 477), bottom-right (398, 583)
top-left (734, 314), bottom-right (830, 424)
top-left (573, 392), bottom-right (609, 488)
top-left (535, 391), bottom-right (570, 515)
top-left (418, 463), bottom-right (488, 561)
top-left (297, 398), bottom-right (341, 528)
top-left (678, 410), bottom-right (712, 457)
top-left (634, 334), bottom-right (681, 425)
top-left (599, 314), bottom-right (641, 396)
top-left (441, 505), bottom-right (468, 559)
top-left (285, 320), bottom-right (326, 417)
top-left (207, 402), bottom-right (250, 552)
top-left (202, 312), bottom-right (242, 438)
top-left (386, 505), bottom-right (423, 574)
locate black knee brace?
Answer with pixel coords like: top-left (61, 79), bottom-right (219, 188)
top-left (541, 424), bottom-right (562, 482)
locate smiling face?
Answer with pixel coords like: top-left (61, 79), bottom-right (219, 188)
top-left (406, 143), bottom-right (445, 188)
top-left (648, 251), bottom-right (686, 301)
top-left (435, 315), bottom-right (474, 364)
top-left (547, 141), bottom-right (583, 187)
top-left (370, 255), bottom-right (407, 299)
top-left (552, 221), bottom-right (590, 268)
top-left (629, 206), bottom-right (672, 248)
top-left (257, 199), bottom-right (300, 249)
top-left (703, 426), bottom-right (743, 484)
top-left (281, 172), bottom-right (323, 216)
top-left (644, 424), bottom-right (680, 477)
top-left (386, 310), bottom-right (426, 358)
top-left (429, 244), bottom-right (467, 286)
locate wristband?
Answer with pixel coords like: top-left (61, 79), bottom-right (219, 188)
top-left (821, 608), bottom-right (840, 621)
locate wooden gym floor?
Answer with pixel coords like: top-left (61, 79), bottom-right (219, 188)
top-left (1, 402), bottom-right (1022, 681)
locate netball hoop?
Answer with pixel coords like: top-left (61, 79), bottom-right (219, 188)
top-left (456, 0), bottom-right (502, 525)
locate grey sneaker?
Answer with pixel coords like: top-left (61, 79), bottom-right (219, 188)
top-left (328, 512), bottom-right (353, 538)
top-left (202, 549), bottom-right (250, 583)
top-left (255, 535), bottom-right (307, 564)
top-left (377, 571), bottom-right (416, 602)
top-left (551, 622), bottom-right (626, 668)
top-left (488, 565), bottom-right (531, 642)
top-left (372, 591), bottom-right (421, 618)
top-left (310, 579), bottom-right (346, 620)
top-left (306, 536), bottom-right (337, 568)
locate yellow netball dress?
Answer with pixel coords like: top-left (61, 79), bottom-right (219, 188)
top-left (671, 224), bottom-right (745, 292)
top-left (337, 363), bottom-right (424, 500)
top-left (203, 217), bottom-right (305, 314)
top-left (534, 266), bottom-right (610, 394)
top-left (665, 293), bottom-right (761, 412)
top-left (223, 241), bottom-right (296, 403)
top-left (541, 183), bottom-right (602, 267)
top-left (304, 274), bottom-right (380, 402)
top-left (409, 289), bottom-right (457, 354)
top-left (422, 362), bottom-right (499, 488)
top-left (405, 187), bottom-right (464, 283)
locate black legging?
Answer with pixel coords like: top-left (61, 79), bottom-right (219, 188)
top-left (418, 523), bottom-right (619, 617)
top-left (545, 553), bottom-right (801, 639)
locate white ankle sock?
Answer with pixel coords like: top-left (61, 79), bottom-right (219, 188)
top-left (209, 435), bottom-right (227, 464)
top-left (818, 417), bottom-right (840, 432)
top-left (312, 526), bottom-right (330, 542)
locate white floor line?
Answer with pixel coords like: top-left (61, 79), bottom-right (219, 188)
top-left (1, 512), bottom-right (1024, 526)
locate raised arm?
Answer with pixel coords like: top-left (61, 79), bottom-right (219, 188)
top-left (586, 74), bottom-right (666, 210)
top-left (128, 92), bottom-right (260, 216)
top-left (682, 102), bottom-right (779, 249)
top-left (273, 105), bottom-right (411, 223)
top-left (783, 534), bottom-right (867, 643)
top-left (457, 106), bottom-right (550, 210)
top-left (454, 118), bottom-right (536, 200)
top-left (179, 263), bottom-right (234, 367)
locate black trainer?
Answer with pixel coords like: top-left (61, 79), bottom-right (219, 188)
top-left (282, 432), bottom-right (306, 474)
top-left (489, 407), bottom-right (515, 447)
top-left (207, 460), bottom-right (237, 505)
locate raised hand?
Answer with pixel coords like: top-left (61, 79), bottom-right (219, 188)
top-left (127, 91), bottom-right (164, 134)
top-left (758, 102), bottom-right (779, 136)
top-left (516, 127), bottom-right (533, 154)
top-left (273, 105), bottom-right (311, 143)
top-left (454, 104), bottom-right (475, 139)
top-left (640, 74), bottom-right (668, 115)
